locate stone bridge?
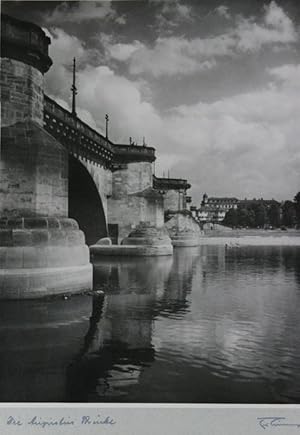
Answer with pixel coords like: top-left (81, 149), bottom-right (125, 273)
top-left (43, 94), bottom-right (159, 245)
top-left (0, 13), bottom-right (195, 299)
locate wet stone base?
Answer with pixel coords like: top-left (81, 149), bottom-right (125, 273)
top-left (0, 217), bottom-right (93, 299)
top-left (91, 222), bottom-right (173, 257)
top-left (171, 235), bottom-right (201, 247)
top-left (90, 244), bottom-right (173, 257)
top-left (165, 213), bottom-right (202, 247)
top-left (0, 264), bottom-right (93, 300)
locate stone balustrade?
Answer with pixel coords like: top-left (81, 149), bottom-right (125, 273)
top-left (153, 175), bottom-right (191, 191)
top-left (44, 95), bottom-right (114, 168)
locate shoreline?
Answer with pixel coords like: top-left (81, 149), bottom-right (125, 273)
top-left (200, 231), bottom-right (300, 246)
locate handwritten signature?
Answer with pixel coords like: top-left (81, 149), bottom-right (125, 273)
top-left (258, 417), bottom-right (300, 430)
top-left (6, 415), bottom-right (116, 428)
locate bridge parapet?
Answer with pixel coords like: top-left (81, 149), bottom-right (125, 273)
top-left (44, 96), bottom-right (156, 168)
top-left (44, 95), bottom-right (114, 168)
top-left (113, 144), bottom-right (156, 165)
top-left (153, 175), bottom-right (191, 191)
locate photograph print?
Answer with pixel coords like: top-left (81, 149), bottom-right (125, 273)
top-left (0, 0), bottom-right (300, 404)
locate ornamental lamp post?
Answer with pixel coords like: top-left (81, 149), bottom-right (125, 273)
top-left (105, 114), bottom-right (109, 139)
top-left (71, 57), bottom-right (77, 117)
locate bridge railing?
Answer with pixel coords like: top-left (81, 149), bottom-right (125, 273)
top-left (44, 95), bottom-right (114, 167)
top-left (113, 144), bottom-right (156, 163)
top-left (153, 175), bottom-right (191, 191)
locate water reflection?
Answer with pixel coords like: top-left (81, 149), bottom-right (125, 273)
top-left (0, 245), bottom-right (300, 403)
top-left (67, 252), bottom-right (200, 401)
top-left (0, 296), bottom-right (93, 401)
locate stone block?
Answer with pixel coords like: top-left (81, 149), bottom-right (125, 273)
top-left (59, 218), bottom-right (79, 230)
top-left (12, 229), bottom-right (32, 246)
top-left (66, 230), bottom-right (85, 246)
top-left (70, 246), bottom-right (90, 266)
top-left (0, 230), bottom-right (13, 246)
top-left (47, 217), bottom-right (60, 229)
top-left (7, 217), bottom-right (23, 229)
top-left (45, 246), bottom-right (64, 267)
top-left (44, 246), bottom-right (88, 267)
top-left (5, 247), bottom-right (24, 268)
top-left (34, 247), bottom-right (47, 268)
top-left (1, 122), bottom-right (69, 218)
top-left (0, 264), bottom-right (93, 299)
top-left (0, 248), bottom-right (7, 267)
top-left (48, 230), bottom-right (67, 246)
top-left (96, 237), bottom-right (112, 245)
top-left (24, 217), bottom-right (48, 229)
top-left (31, 229), bottom-right (49, 245)
top-left (22, 247), bottom-right (39, 268)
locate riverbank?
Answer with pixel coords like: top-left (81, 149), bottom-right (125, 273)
top-left (200, 229), bottom-right (300, 246)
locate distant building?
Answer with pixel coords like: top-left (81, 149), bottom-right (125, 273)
top-left (201, 193), bottom-right (239, 209)
top-left (195, 193), bottom-right (239, 223)
top-left (193, 195), bottom-right (282, 225)
top-left (239, 198), bottom-right (280, 209)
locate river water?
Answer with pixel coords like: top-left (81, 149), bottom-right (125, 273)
top-left (0, 244), bottom-right (300, 403)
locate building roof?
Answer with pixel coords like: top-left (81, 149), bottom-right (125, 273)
top-left (207, 197), bottom-right (239, 202)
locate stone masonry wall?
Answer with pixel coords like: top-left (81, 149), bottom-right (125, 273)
top-left (0, 122), bottom-right (68, 218)
top-left (111, 162), bottom-right (152, 198)
top-left (108, 193), bottom-right (164, 242)
top-left (163, 189), bottom-right (186, 212)
top-left (165, 213), bottom-right (201, 236)
top-left (1, 58), bottom-right (44, 127)
top-left (107, 162), bottom-right (164, 242)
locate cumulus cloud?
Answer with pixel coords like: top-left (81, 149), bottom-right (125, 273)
top-left (44, 19), bottom-right (300, 201)
top-left (115, 15), bottom-right (127, 25)
top-left (125, 35), bottom-right (229, 77)
top-left (104, 1), bottom-right (298, 77)
top-left (44, 27), bottom-right (101, 99)
top-left (159, 0), bottom-right (193, 21)
top-left (268, 63), bottom-right (300, 89)
top-left (44, 26), bottom-right (162, 144)
top-left (162, 65), bottom-right (300, 200)
top-left (44, 1), bottom-right (116, 24)
top-left (151, 0), bottom-right (193, 35)
top-left (216, 5), bottom-right (231, 20)
top-left (103, 39), bottom-right (144, 62)
top-left (236, 1), bottom-right (297, 52)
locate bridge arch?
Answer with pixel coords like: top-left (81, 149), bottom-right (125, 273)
top-left (68, 155), bottom-right (107, 246)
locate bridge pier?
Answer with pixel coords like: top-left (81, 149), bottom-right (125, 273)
top-left (0, 14), bottom-right (92, 299)
top-left (153, 176), bottom-right (202, 246)
top-left (108, 155), bottom-right (164, 243)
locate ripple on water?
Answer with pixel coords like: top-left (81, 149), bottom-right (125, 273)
top-left (1, 245), bottom-right (300, 403)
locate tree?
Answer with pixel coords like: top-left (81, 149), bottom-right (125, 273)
top-left (223, 208), bottom-right (238, 228)
top-left (267, 202), bottom-right (281, 228)
top-left (294, 192), bottom-right (300, 227)
top-left (254, 204), bottom-right (267, 228)
top-left (282, 200), bottom-right (296, 227)
top-left (247, 209), bottom-right (256, 228)
top-left (237, 208), bottom-right (250, 227)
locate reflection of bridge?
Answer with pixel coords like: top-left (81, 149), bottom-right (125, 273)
top-left (0, 13), bottom-right (193, 298)
top-left (0, 249), bottom-right (199, 401)
top-left (67, 250), bottom-right (198, 402)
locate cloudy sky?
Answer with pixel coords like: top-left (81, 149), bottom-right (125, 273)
top-left (3, 0), bottom-right (300, 203)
